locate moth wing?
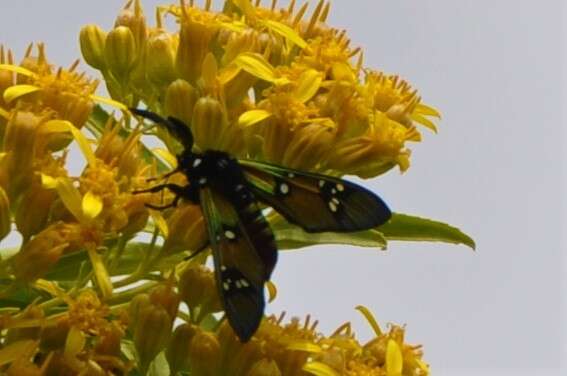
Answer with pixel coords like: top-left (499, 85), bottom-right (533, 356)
top-left (240, 160), bottom-right (391, 233)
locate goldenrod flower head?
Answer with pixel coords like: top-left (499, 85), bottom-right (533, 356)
top-left (364, 71), bottom-right (441, 133)
top-left (67, 290), bottom-right (110, 336)
top-left (12, 222), bottom-right (73, 282)
top-left (326, 111), bottom-right (420, 177)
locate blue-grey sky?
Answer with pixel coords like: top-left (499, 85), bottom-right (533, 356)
top-left (0, 1), bottom-right (564, 375)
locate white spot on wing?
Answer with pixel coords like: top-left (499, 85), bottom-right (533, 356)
top-left (336, 183), bottom-right (345, 192)
top-left (288, 172), bottom-right (295, 178)
top-left (279, 183), bottom-right (290, 195)
top-left (240, 279), bottom-right (250, 287)
top-left (328, 201), bottom-right (338, 212)
top-left (319, 180), bottom-right (325, 188)
top-left (223, 282), bottom-right (230, 291)
top-left (331, 197), bottom-right (340, 205)
top-left (193, 158), bottom-right (202, 167)
top-left (225, 230), bottom-right (236, 240)
top-left (199, 177), bottom-right (207, 185)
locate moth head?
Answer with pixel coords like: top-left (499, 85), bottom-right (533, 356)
top-left (129, 108), bottom-right (194, 151)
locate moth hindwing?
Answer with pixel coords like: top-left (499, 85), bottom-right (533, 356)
top-left (199, 179), bottom-right (277, 342)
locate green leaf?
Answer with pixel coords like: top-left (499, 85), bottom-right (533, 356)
top-left (269, 214), bottom-right (387, 250)
top-left (379, 213), bottom-right (476, 250)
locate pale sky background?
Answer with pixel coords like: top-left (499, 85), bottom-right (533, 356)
top-left (0, 1), bottom-right (565, 375)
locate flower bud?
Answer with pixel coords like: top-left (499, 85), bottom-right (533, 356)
top-left (128, 293), bottom-right (151, 329)
top-left (149, 283), bottom-right (180, 321)
top-left (2, 111), bottom-right (39, 194)
top-left (192, 97), bottom-right (227, 151)
top-left (133, 304), bottom-right (172, 373)
top-left (165, 323), bottom-right (197, 374)
top-left (79, 24), bottom-right (107, 70)
top-left (248, 359), bottom-right (282, 376)
top-left (162, 203), bottom-right (207, 254)
top-left (176, 19), bottom-right (218, 84)
top-left (105, 26), bottom-right (137, 79)
top-left (164, 79), bottom-right (198, 127)
top-left (12, 232), bottom-right (66, 283)
top-left (15, 182), bottom-right (57, 240)
top-left (178, 264), bottom-right (221, 314)
top-left (188, 329), bottom-right (220, 375)
top-left (114, 0), bottom-right (147, 51)
top-left (146, 31), bottom-right (177, 86)
top-left (0, 186), bottom-right (10, 242)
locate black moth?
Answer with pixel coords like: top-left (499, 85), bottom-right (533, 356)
top-left (131, 108), bottom-right (392, 342)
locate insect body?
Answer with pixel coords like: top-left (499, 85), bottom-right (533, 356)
top-left (131, 108), bottom-right (392, 342)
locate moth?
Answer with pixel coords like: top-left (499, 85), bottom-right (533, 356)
top-left (131, 108), bottom-right (392, 342)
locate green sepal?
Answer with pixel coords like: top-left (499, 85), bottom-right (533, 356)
top-left (379, 213), bottom-right (475, 250)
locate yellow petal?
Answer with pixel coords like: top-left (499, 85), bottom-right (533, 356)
top-left (42, 120), bottom-right (97, 166)
top-left (41, 173), bottom-right (58, 189)
top-left (234, 53), bottom-right (289, 84)
top-left (0, 64), bottom-right (37, 78)
top-left (307, 117), bottom-right (335, 129)
top-left (3, 84), bottom-right (40, 103)
top-left (87, 247), bottom-right (113, 299)
top-left (286, 340), bottom-right (322, 353)
top-left (415, 103), bottom-right (441, 118)
top-left (238, 109), bottom-right (272, 127)
top-left (202, 53), bottom-right (218, 89)
top-left (82, 191), bottom-right (103, 219)
top-left (54, 177), bottom-right (87, 223)
top-left (302, 361), bottom-right (340, 376)
top-left (386, 339), bottom-right (403, 376)
top-left (0, 107), bottom-right (9, 120)
top-left (355, 305), bottom-right (383, 336)
top-left (90, 94), bottom-right (128, 111)
top-left (294, 69), bottom-right (323, 103)
top-left (219, 21), bottom-right (248, 33)
top-left (152, 147), bottom-right (178, 169)
top-left (151, 210), bottom-right (169, 238)
top-left (64, 326), bottom-right (86, 359)
top-left (266, 280), bottom-right (277, 303)
top-left (410, 113), bottom-right (438, 133)
top-left (0, 340), bottom-right (38, 367)
top-left (261, 19), bottom-right (307, 49)
top-left (232, 0), bottom-right (256, 19)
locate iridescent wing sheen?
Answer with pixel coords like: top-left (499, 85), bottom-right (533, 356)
top-left (199, 187), bottom-right (277, 342)
top-left (240, 160), bottom-right (392, 233)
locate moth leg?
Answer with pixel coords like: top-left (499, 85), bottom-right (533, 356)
top-left (183, 242), bottom-right (209, 261)
top-left (145, 168), bottom-right (180, 183)
top-left (134, 183), bottom-right (199, 208)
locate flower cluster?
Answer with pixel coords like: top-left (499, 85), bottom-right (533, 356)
top-left (0, 0), bottom-right (472, 374)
